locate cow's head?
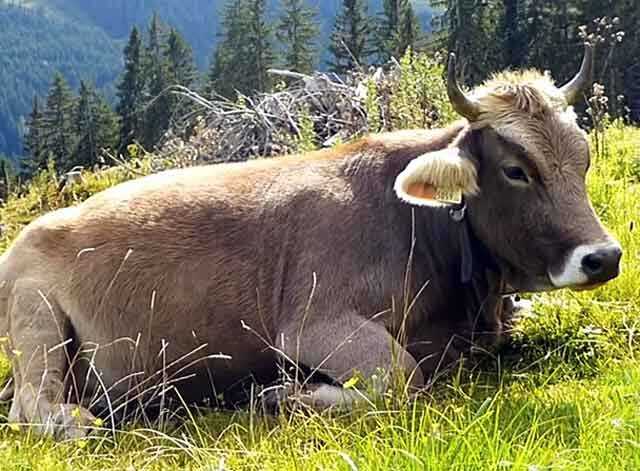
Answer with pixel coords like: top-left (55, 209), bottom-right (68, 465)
top-left (395, 45), bottom-right (622, 292)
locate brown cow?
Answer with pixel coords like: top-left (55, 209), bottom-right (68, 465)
top-left (0, 45), bottom-right (622, 439)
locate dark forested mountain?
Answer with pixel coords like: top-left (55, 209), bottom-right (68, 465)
top-left (0, 3), bottom-right (122, 157)
top-left (0, 0), bottom-right (433, 159)
top-left (45, 0), bottom-right (434, 68)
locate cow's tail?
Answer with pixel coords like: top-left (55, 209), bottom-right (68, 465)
top-left (0, 250), bottom-right (10, 337)
top-left (0, 251), bottom-right (13, 401)
top-left (0, 380), bottom-right (12, 401)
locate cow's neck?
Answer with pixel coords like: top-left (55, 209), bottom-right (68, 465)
top-left (408, 206), bottom-right (505, 336)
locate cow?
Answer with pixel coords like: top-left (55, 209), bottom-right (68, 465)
top-left (0, 45), bottom-right (622, 440)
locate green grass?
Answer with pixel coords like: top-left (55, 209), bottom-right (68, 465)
top-left (0, 124), bottom-right (639, 470)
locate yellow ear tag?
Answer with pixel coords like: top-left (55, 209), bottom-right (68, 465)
top-left (406, 183), bottom-right (463, 206)
top-left (433, 186), bottom-right (463, 205)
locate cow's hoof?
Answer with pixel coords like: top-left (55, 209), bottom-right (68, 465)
top-left (42, 404), bottom-right (98, 441)
top-left (259, 383), bottom-right (325, 413)
top-left (507, 296), bottom-right (534, 323)
top-left (259, 383), bottom-right (296, 414)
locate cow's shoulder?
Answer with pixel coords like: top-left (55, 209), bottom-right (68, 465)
top-left (362, 124), bottom-right (465, 155)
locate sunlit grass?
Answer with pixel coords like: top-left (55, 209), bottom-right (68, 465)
top-left (0, 124), bottom-right (638, 470)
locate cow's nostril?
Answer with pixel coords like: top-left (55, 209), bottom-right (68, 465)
top-left (582, 253), bottom-right (603, 275)
top-left (581, 245), bottom-right (622, 282)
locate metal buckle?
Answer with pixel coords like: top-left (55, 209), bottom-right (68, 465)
top-left (449, 203), bottom-right (466, 222)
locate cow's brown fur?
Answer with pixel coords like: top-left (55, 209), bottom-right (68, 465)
top-left (0, 67), bottom-right (620, 439)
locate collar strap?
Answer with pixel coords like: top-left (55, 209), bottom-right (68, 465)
top-left (448, 199), bottom-right (500, 284)
top-left (448, 200), bottom-right (473, 283)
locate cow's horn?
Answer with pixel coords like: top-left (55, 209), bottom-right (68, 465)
top-left (447, 53), bottom-right (481, 121)
top-left (560, 43), bottom-right (594, 105)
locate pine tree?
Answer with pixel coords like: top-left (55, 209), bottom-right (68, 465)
top-left (245, 0), bottom-right (275, 93)
top-left (41, 73), bottom-right (76, 170)
top-left (165, 28), bottom-right (198, 91)
top-left (72, 81), bottom-right (118, 169)
top-left (276, 0), bottom-right (319, 74)
top-left (23, 96), bottom-right (46, 174)
top-left (328, 0), bottom-right (374, 75)
top-left (142, 13), bottom-right (172, 149)
top-left (116, 26), bottom-right (146, 152)
top-left (398, 1), bottom-right (420, 55)
top-left (165, 27), bottom-right (199, 121)
top-left (206, 47), bottom-right (230, 98)
top-left (92, 93), bottom-right (119, 163)
top-left (429, 0), bottom-right (502, 83)
top-left (0, 156), bottom-right (14, 201)
top-left (73, 81), bottom-right (94, 168)
top-left (600, 0), bottom-right (640, 118)
top-left (376, 0), bottom-right (420, 62)
top-left (499, 0), bottom-right (526, 68)
top-left (206, 0), bottom-right (250, 98)
top-left (207, 0), bottom-right (274, 97)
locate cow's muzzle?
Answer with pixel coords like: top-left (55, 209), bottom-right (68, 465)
top-left (549, 241), bottom-right (623, 289)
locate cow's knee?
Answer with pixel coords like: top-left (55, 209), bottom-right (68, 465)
top-left (405, 360), bottom-right (424, 390)
top-left (277, 315), bottom-right (424, 400)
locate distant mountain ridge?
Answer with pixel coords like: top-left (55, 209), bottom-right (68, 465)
top-left (0, 0), bottom-right (433, 158)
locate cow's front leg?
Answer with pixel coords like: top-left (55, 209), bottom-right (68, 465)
top-left (7, 280), bottom-right (96, 440)
top-left (270, 313), bottom-right (424, 409)
top-left (496, 295), bottom-right (534, 343)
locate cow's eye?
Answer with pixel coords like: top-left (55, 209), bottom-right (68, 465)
top-left (502, 166), bottom-right (529, 184)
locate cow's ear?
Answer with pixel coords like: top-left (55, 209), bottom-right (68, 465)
top-left (393, 147), bottom-right (479, 207)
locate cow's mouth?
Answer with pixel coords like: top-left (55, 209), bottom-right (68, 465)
top-left (546, 272), bottom-right (610, 293)
top-left (570, 282), bottom-right (605, 292)
top-left (486, 253), bottom-right (555, 294)
top-left (500, 265), bottom-right (556, 293)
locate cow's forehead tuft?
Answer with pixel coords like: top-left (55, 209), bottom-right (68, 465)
top-left (467, 69), bottom-right (571, 128)
top-left (463, 69), bottom-right (588, 167)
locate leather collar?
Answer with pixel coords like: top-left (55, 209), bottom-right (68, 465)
top-left (449, 199), bottom-right (501, 286)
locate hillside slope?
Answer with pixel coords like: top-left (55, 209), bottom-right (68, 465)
top-left (0, 3), bottom-right (122, 157)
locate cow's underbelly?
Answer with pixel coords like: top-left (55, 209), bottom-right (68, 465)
top-left (68, 335), bottom-right (278, 415)
top-left (65, 300), bottom-right (279, 414)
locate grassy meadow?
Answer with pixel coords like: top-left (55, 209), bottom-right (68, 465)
top-left (0, 122), bottom-right (639, 470)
